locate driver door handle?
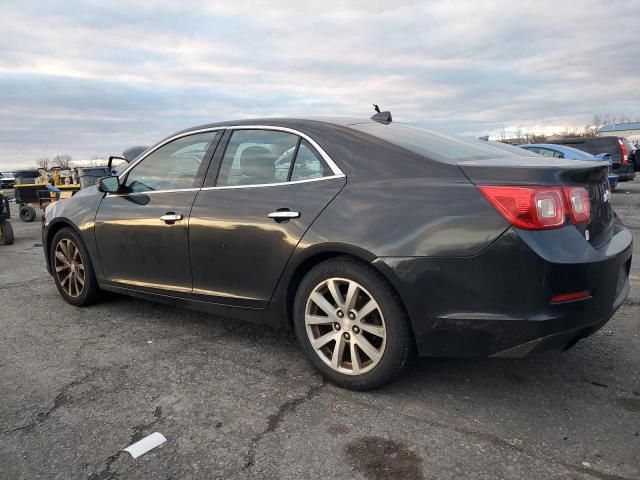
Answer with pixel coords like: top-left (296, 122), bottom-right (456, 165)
top-left (268, 211), bottom-right (300, 219)
top-left (160, 213), bottom-right (183, 224)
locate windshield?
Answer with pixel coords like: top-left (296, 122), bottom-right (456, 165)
top-left (349, 123), bottom-right (512, 163)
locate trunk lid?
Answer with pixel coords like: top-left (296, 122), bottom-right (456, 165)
top-left (458, 157), bottom-right (614, 245)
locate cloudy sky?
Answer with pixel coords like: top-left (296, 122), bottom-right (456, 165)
top-left (1, 0), bottom-right (638, 169)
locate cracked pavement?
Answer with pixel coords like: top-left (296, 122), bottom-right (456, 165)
top-left (1, 182), bottom-right (639, 479)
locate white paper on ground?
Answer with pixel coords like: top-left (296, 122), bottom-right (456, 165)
top-left (123, 432), bottom-right (167, 459)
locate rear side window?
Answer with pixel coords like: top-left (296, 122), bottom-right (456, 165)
top-left (349, 123), bottom-right (511, 163)
top-left (291, 140), bottom-right (332, 181)
top-left (216, 130), bottom-right (299, 186)
top-left (216, 130), bottom-right (332, 186)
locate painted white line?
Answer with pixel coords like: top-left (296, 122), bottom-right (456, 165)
top-left (123, 432), bottom-right (167, 459)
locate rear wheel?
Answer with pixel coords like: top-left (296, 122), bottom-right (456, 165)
top-left (293, 257), bottom-right (413, 390)
top-left (50, 228), bottom-right (100, 306)
top-left (0, 220), bottom-right (13, 245)
top-left (19, 205), bottom-right (36, 222)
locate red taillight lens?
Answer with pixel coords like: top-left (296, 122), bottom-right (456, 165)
top-left (618, 138), bottom-right (628, 163)
top-left (479, 186), bottom-right (565, 230)
top-left (563, 187), bottom-right (590, 224)
top-left (479, 185), bottom-right (591, 230)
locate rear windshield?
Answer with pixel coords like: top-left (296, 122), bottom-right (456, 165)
top-left (349, 123), bottom-right (512, 163)
top-left (559, 145), bottom-right (596, 159)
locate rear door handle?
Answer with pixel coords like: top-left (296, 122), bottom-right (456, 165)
top-left (268, 211), bottom-right (300, 219)
top-left (160, 213), bottom-right (183, 224)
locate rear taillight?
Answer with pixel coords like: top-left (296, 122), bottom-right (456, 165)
top-left (479, 186), bottom-right (590, 230)
top-left (563, 187), bottom-right (590, 224)
top-left (618, 138), bottom-right (629, 164)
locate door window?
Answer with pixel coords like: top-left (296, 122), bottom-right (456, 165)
top-left (216, 130), bottom-right (299, 186)
top-left (216, 130), bottom-right (332, 186)
top-left (124, 131), bottom-right (218, 193)
top-left (291, 140), bottom-right (332, 181)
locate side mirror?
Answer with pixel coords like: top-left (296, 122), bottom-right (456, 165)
top-left (97, 176), bottom-right (121, 193)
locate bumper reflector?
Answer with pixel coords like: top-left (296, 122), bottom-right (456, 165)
top-left (550, 290), bottom-right (591, 304)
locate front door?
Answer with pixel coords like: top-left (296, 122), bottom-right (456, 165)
top-left (189, 127), bottom-right (345, 307)
top-left (95, 130), bottom-right (221, 294)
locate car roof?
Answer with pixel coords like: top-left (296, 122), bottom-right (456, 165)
top-left (177, 116), bottom-right (377, 135)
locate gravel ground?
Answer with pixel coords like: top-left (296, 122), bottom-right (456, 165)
top-left (0, 182), bottom-right (639, 480)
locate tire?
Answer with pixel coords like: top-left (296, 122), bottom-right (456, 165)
top-left (19, 205), bottom-right (36, 222)
top-left (50, 227), bottom-right (100, 307)
top-left (293, 257), bottom-right (413, 390)
top-left (0, 220), bottom-right (13, 245)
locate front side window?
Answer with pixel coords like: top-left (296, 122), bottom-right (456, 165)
top-left (216, 130), bottom-right (299, 186)
top-left (125, 131), bottom-right (218, 193)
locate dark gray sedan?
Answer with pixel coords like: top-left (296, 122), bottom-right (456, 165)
top-left (43, 117), bottom-right (632, 389)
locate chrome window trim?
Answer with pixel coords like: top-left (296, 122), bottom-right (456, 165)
top-left (105, 175), bottom-right (345, 198)
top-left (105, 187), bottom-right (200, 198)
top-left (200, 174), bottom-right (345, 191)
top-left (117, 124), bottom-right (344, 182)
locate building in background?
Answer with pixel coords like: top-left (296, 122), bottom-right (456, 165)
top-left (598, 122), bottom-right (640, 143)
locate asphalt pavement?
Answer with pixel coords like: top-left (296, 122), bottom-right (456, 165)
top-left (0, 183), bottom-right (639, 479)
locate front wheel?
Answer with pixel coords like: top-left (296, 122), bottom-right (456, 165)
top-left (0, 220), bottom-right (14, 245)
top-left (50, 228), bottom-right (100, 306)
top-left (293, 257), bottom-right (413, 390)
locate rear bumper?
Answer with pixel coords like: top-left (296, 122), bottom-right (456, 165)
top-left (612, 163), bottom-right (635, 181)
top-left (374, 219), bottom-right (633, 357)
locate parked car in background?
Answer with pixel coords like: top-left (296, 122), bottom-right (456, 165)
top-left (0, 172), bottom-right (16, 189)
top-left (627, 141), bottom-right (640, 172)
top-left (547, 136), bottom-right (635, 181)
top-left (519, 144), bottom-right (619, 191)
top-left (42, 117), bottom-right (632, 390)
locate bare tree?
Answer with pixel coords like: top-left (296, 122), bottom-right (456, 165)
top-left (52, 154), bottom-right (73, 169)
top-left (589, 114), bottom-right (607, 136)
top-left (498, 128), bottom-right (506, 141)
top-left (583, 124), bottom-right (596, 137)
top-left (618, 113), bottom-right (632, 123)
top-left (515, 127), bottom-right (523, 142)
top-left (37, 157), bottom-right (51, 170)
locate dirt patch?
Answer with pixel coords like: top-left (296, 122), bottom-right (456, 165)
top-left (327, 424), bottom-right (349, 437)
top-left (616, 397), bottom-right (640, 413)
top-left (345, 436), bottom-right (424, 480)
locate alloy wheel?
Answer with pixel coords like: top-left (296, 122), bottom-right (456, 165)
top-left (54, 238), bottom-right (85, 298)
top-left (305, 278), bottom-right (387, 375)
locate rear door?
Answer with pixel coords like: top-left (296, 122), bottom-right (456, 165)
top-left (189, 127), bottom-right (346, 307)
top-left (95, 130), bottom-right (222, 294)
